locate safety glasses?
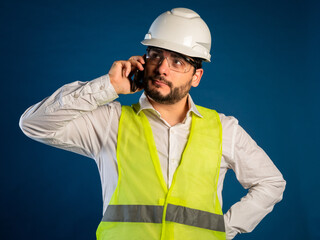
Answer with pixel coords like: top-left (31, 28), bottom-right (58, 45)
top-left (146, 47), bottom-right (196, 73)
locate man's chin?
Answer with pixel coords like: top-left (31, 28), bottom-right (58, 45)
top-left (146, 91), bottom-right (168, 100)
top-left (145, 89), bottom-right (171, 104)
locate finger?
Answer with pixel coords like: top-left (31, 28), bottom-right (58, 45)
top-left (129, 58), bottom-right (144, 71)
top-left (141, 54), bottom-right (146, 64)
top-left (122, 61), bottom-right (131, 78)
top-left (129, 55), bottom-right (143, 62)
top-left (135, 55), bottom-right (145, 65)
top-left (129, 55), bottom-right (145, 65)
top-left (135, 61), bottom-right (144, 71)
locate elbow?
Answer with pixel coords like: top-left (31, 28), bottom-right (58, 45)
top-left (19, 98), bottom-right (63, 144)
top-left (265, 176), bottom-right (287, 204)
top-left (248, 176), bottom-right (287, 206)
top-left (264, 176), bottom-right (286, 204)
top-left (277, 177), bottom-right (286, 202)
top-left (19, 105), bottom-right (51, 140)
top-left (19, 113), bottom-right (58, 145)
top-left (19, 110), bottom-right (32, 137)
top-left (19, 111), bottom-right (39, 139)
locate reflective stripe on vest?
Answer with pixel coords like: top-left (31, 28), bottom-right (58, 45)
top-left (102, 204), bottom-right (225, 232)
top-left (96, 103), bottom-right (226, 240)
top-left (102, 205), bottom-right (163, 223)
top-left (166, 204), bottom-right (225, 232)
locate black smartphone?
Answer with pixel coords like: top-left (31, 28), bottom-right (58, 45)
top-left (130, 55), bottom-right (146, 92)
top-left (130, 67), bottom-right (144, 92)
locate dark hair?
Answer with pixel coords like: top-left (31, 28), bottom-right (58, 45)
top-left (192, 57), bottom-right (202, 70)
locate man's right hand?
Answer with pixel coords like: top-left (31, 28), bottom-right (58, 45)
top-left (108, 56), bottom-right (145, 95)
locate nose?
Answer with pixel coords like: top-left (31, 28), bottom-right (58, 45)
top-left (157, 57), bottom-right (170, 76)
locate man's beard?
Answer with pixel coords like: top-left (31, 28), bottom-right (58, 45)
top-left (143, 75), bottom-right (192, 104)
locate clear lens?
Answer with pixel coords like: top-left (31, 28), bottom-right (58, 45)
top-left (146, 49), bottom-right (192, 73)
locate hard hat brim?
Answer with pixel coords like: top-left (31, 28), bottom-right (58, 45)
top-left (141, 38), bottom-right (211, 62)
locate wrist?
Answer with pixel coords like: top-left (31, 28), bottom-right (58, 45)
top-left (109, 75), bottom-right (122, 95)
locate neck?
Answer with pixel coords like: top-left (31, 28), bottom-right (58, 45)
top-left (147, 95), bottom-right (190, 126)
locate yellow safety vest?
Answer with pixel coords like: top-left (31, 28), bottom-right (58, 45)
top-left (96, 103), bottom-right (226, 240)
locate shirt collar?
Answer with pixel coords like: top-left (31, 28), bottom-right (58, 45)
top-left (136, 92), bottom-right (203, 118)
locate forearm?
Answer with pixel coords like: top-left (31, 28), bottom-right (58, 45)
top-left (224, 174), bottom-right (286, 239)
top-left (19, 74), bottom-right (119, 156)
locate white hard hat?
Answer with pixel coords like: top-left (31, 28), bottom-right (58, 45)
top-left (141, 8), bottom-right (212, 62)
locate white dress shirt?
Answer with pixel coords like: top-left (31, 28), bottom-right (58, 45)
top-left (19, 74), bottom-right (286, 239)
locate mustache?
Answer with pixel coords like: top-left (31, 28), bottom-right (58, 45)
top-left (148, 76), bottom-right (172, 87)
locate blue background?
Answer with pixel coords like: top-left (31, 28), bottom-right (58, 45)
top-left (1, 0), bottom-right (319, 239)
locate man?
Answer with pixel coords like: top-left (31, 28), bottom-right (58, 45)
top-left (19, 8), bottom-right (286, 240)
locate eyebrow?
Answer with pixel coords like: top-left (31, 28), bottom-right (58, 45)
top-left (170, 52), bottom-right (184, 59)
top-left (150, 48), bottom-right (162, 54)
top-left (151, 48), bottom-right (184, 58)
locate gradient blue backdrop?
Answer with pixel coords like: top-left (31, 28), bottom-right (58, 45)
top-left (1, 0), bottom-right (319, 239)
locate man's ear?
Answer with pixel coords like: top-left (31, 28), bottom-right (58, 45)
top-left (191, 68), bottom-right (203, 87)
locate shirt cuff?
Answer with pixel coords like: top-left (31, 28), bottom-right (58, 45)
top-left (93, 74), bottom-right (119, 106)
